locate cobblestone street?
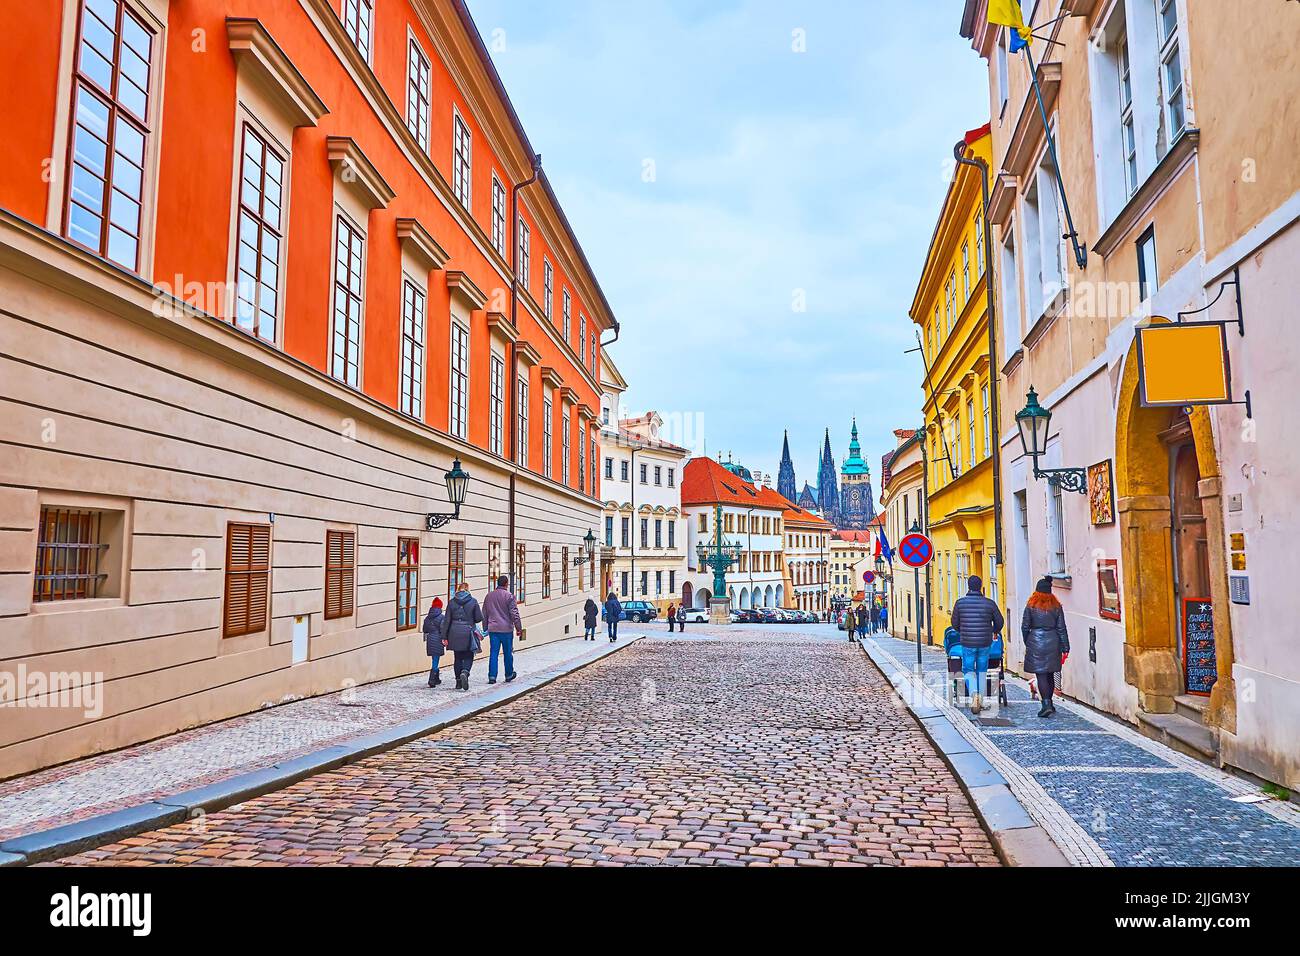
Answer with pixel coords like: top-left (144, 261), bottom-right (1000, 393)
top-left (55, 629), bottom-right (1000, 867)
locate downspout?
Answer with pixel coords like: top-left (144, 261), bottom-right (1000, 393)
top-left (508, 153), bottom-right (542, 585)
top-left (953, 139), bottom-right (1005, 573)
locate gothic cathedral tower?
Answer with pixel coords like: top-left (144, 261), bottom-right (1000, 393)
top-left (777, 430), bottom-right (797, 503)
top-left (817, 430), bottom-right (841, 526)
top-left (839, 419), bottom-right (877, 530)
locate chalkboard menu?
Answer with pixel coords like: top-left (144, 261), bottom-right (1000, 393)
top-left (1183, 598), bottom-right (1217, 696)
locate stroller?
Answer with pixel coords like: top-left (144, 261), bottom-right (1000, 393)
top-left (944, 627), bottom-right (1008, 708)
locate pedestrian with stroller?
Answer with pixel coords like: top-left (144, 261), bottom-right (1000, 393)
top-left (422, 597), bottom-right (447, 687)
top-left (1022, 576), bottom-right (1070, 717)
top-left (482, 575), bottom-right (523, 685)
top-left (951, 575), bottom-right (1005, 714)
top-left (583, 597), bottom-right (599, 641)
top-left (440, 580), bottom-right (484, 691)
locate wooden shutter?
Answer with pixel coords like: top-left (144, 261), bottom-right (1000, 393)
top-left (224, 523), bottom-right (270, 637)
top-left (325, 530), bottom-right (356, 620)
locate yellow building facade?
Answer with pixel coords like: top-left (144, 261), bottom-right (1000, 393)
top-left (910, 124), bottom-right (1003, 639)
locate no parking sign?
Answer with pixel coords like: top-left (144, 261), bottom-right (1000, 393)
top-left (898, 532), bottom-right (934, 569)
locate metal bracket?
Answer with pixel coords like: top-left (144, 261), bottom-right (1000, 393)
top-left (1178, 265), bottom-right (1244, 335)
top-left (424, 511), bottom-right (459, 532)
top-left (1035, 466), bottom-right (1088, 495)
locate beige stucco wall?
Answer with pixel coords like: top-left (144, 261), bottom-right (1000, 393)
top-left (0, 224), bottom-right (599, 781)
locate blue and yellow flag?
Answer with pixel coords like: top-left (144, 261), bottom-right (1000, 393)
top-left (988, 0), bottom-right (1033, 51)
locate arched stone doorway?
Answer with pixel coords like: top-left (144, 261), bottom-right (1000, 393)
top-left (697, 587), bottom-right (712, 606)
top-left (776, 584), bottom-right (785, 607)
top-left (681, 581), bottom-right (693, 610)
top-left (764, 585), bottom-right (774, 607)
top-left (1115, 334), bottom-right (1234, 727)
top-left (738, 587), bottom-right (749, 610)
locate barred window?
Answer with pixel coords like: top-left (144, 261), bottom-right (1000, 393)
top-left (223, 522), bottom-right (270, 637)
top-left (397, 537), bottom-right (419, 631)
top-left (324, 530), bottom-right (356, 620)
top-left (64, 0), bottom-right (156, 271)
top-left (33, 507), bottom-right (109, 602)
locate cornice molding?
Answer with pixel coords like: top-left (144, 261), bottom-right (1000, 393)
top-left (226, 18), bottom-right (329, 128)
top-left (514, 341), bottom-right (542, 367)
top-left (446, 270), bottom-right (488, 310)
top-left (989, 172), bottom-right (1017, 226)
top-left (1003, 61), bottom-right (1062, 179)
top-left (558, 386), bottom-right (579, 407)
top-left (326, 136), bottom-right (396, 210)
top-left (486, 311), bottom-right (518, 343)
top-left (540, 366), bottom-right (563, 390)
top-left (396, 217), bottom-right (450, 270)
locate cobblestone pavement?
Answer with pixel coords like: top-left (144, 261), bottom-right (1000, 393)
top-left (0, 635), bottom-right (617, 841)
top-left (869, 634), bottom-right (1300, 867)
top-left (56, 629), bottom-right (1000, 866)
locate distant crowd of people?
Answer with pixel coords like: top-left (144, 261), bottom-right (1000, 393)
top-left (840, 602), bottom-right (888, 641)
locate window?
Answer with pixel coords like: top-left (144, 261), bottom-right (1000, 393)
top-left (967, 400), bottom-right (976, 469)
top-left (233, 126), bottom-right (285, 343)
top-left (654, 519), bottom-right (663, 549)
top-left (579, 315), bottom-right (587, 364)
top-left (590, 437), bottom-right (598, 495)
top-left (578, 426), bottom-right (586, 490)
top-left (513, 376), bottom-right (528, 468)
top-left (620, 460), bottom-right (629, 481)
top-left (341, 0), bottom-right (373, 61)
top-left (400, 279), bottom-right (425, 418)
top-left (988, 554), bottom-right (999, 607)
top-left (448, 538), bottom-right (466, 597)
top-left (604, 457), bottom-right (614, 480)
top-left (543, 259), bottom-right (553, 320)
top-left (561, 548), bottom-right (569, 594)
top-left (640, 518), bottom-right (649, 550)
top-left (590, 335), bottom-right (598, 374)
top-left (452, 113), bottom-right (472, 208)
top-left (1048, 481), bottom-right (1066, 576)
top-left (981, 384), bottom-right (991, 458)
top-left (222, 522), bottom-right (270, 636)
top-left (331, 216), bottom-right (364, 388)
top-left (975, 213), bottom-right (985, 276)
top-left (491, 176), bottom-right (506, 255)
top-left (562, 290), bottom-right (572, 341)
top-left (621, 517), bottom-right (630, 548)
top-left (698, 513), bottom-right (707, 533)
top-left (543, 397), bottom-right (553, 478)
top-left (406, 38), bottom-right (430, 151)
top-left (996, 31), bottom-right (1009, 113)
top-left (31, 507), bottom-right (104, 603)
top-left (1000, 221), bottom-right (1021, 358)
top-left (515, 544), bottom-right (527, 602)
top-left (640, 463), bottom-right (648, 484)
top-left (667, 467), bottom-right (675, 488)
top-left (517, 215), bottom-right (530, 288)
top-left (397, 537), bottom-right (419, 631)
top-left (655, 571), bottom-right (663, 596)
top-left (605, 516), bottom-right (614, 547)
top-left (669, 571), bottom-right (676, 595)
top-left (489, 354), bottom-right (504, 456)
top-left (1157, 0), bottom-right (1185, 147)
top-left (1137, 225), bottom-right (1158, 302)
top-left (640, 571), bottom-right (648, 596)
top-left (653, 466), bottom-right (662, 486)
top-left (65, 0), bottom-right (156, 271)
top-left (561, 411), bottom-right (571, 485)
top-left (962, 243), bottom-right (971, 300)
top-left (325, 530), bottom-right (356, 620)
top-left (1021, 156), bottom-right (1064, 320)
top-left (542, 546), bottom-right (551, 599)
top-left (1118, 34), bottom-right (1138, 197)
top-left (488, 540), bottom-right (500, 590)
top-left (449, 322), bottom-right (469, 439)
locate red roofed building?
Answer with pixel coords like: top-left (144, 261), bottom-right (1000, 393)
top-left (779, 497), bottom-right (834, 614)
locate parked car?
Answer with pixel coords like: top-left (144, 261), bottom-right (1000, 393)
top-left (730, 608), bottom-right (762, 624)
top-left (619, 600), bottom-right (658, 623)
top-left (758, 608), bottom-right (781, 623)
top-left (682, 606), bottom-right (710, 623)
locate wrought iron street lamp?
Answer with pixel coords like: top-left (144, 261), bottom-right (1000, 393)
top-left (1015, 388), bottom-right (1087, 494)
top-left (573, 529), bottom-right (597, 566)
top-left (696, 504), bottom-right (742, 604)
top-left (425, 458), bottom-right (471, 530)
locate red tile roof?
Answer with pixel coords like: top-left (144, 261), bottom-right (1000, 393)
top-left (681, 457), bottom-right (771, 508)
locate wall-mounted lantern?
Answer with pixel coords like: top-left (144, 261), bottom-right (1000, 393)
top-left (573, 529), bottom-right (597, 566)
top-left (1015, 388), bottom-right (1087, 494)
top-left (425, 458), bottom-right (471, 530)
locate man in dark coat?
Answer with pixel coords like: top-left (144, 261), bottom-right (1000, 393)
top-left (603, 592), bottom-right (622, 642)
top-left (583, 598), bottom-right (599, 640)
top-left (422, 598), bottom-right (446, 687)
top-left (950, 575), bottom-right (1005, 714)
top-left (1022, 576), bottom-right (1070, 717)
top-left (440, 581), bottom-right (483, 691)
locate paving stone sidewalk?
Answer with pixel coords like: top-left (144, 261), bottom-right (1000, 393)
top-left (0, 635), bottom-right (628, 842)
top-left (868, 634), bottom-right (1300, 867)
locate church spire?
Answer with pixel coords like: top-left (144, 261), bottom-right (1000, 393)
top-left (777, 429), bottom-right (797, 503)
top-left (817, 428), bottom-right (841, 526)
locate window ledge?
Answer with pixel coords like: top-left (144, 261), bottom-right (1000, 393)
top-left (1049, 574), bottom-right (1073, 589)
top-left (1093, 127), bottom-right (1201, 259)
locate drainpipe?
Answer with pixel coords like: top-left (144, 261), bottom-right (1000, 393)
top-left (953, 139), bottom-right (1005, 574)
top-left (508, 154), bottom-right (542, 585)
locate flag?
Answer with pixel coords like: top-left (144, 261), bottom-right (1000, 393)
top-left (988, 0), bottom-right (1033, 51)
top-left (877, 528), bottom-right (894, 566)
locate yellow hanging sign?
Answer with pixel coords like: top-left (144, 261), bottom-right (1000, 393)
top-left (1136, 320), bottom-right (1232, 406)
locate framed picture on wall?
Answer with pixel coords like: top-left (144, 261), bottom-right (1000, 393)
top-left (1097, 559), bottom-right (1121, 621)
top-left (1088, 459), bottom-right (1115, 526)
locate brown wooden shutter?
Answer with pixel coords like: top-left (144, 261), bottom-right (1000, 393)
top-left (325, 530), bottom-right (355, 620)
top-left (224, 523), bottom-right (270, 637)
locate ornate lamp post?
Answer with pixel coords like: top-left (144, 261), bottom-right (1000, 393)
top-left (425, 459), bottom-right (471, 530)
top-left (696, 503), bottom-right (742, 622)
top-left (1015, 388), bottom-right (1087, 494)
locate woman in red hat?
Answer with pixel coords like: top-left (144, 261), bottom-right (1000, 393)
top-left (422, 597), bottom-right (448, 687)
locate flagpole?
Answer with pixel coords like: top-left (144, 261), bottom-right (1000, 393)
top-left (1023, 42), bottom-right (1087, 270)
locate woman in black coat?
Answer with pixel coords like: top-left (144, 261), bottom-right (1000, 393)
top-left (1022, 576), bottom-right (1070, 717)
top-left (440, 582), bottom-right (484, 691)
top-left (583, 598), bottom-right (599, 641)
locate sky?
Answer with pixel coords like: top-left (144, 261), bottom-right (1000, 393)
top-left (467, 0), bottom-right (989, 491)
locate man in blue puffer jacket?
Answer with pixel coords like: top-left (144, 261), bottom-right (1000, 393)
top-left (950, 575), bottom-right (1004, 714)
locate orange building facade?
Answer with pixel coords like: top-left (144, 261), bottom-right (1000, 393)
top-left (0, 0), bottom-right (616, 777)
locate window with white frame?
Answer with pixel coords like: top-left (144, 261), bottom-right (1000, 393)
top-left (562, 289), bottom-right (572, 341)
top-left (975, 212), bottom-right (985, 276)
top-left (406, 37), bottom-right (430, 151)
top-left (399, 278), bottom-right (425, 418)
top-left (1021, 152), bottom-right (1065, 320)
top-left (981, 383), bottom-right (990, 458)
top-left (561, 411), bottom-right (571, 485)
top-left (1156, 0), bottom-right (1185, 148)
top-left (543, 259), bottom-right (553, 320)
top-left (1118, 33), bottom-right (1138, 197)
top-left (578, 426), bottom-right (586, 490)
top-left (1000, 220), bottom-right (1021, 358)
top-left (1048, 478), bottom-right (1066, 576)
top-left (452, 113), bottom-right (472, 208)
top-left (331, 215), bottom-right (364, 388)
top-left (996, 30), bottom-right (1009, 114)
top-left (1136, 225), bottom-right (1158, 302)
top-left (489, 354), bottom-right (504, 456)
top-left (517, 215), bottom-right (530, 288)
top-left (491, 175), bottom-right (506, 255)
top-left (579, 315), bottom-right (587, 364)
top-left (516, 376), bottom-right (529, 468)
top-left (543, 397), bottom-right (553, 478)
top-left (962, 243), bottom-right (970, 300)
top-left (65, 0), bottom-right (156, 272)
top-left (967, 400), bottom-right (976, 469)
top-left (449, 322), bottom-right (469, 439)
top-left (341, 0), bottom-right (373, 62)
top-left (234, 125), bottom-right (285, 343)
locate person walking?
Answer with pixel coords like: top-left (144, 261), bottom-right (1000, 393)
top-left (1023, 576), bottom-right (1070, 717)
top-left (604, 591), bottom-right (622, 642)
top-left (678, 605), bottom-right (688, 633)
top-left (583, 597), bottom-right (599, 641)
top-left (843, 606), bottom-right (856, 643)
top-left (482, 575), bottom-right (523, 685)
top-left (857, 605), bottom-right (870, 640)
top-left (666, 603), bottom-right (677, 634)
top-left (422, 597), bottom-right (446, 687)
top-left (440, 580), bottom-right (484, 691)
top-left (878, 602), bottom-right (888, 636)
top-left (950, 575), bottom-right (1005, 714)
